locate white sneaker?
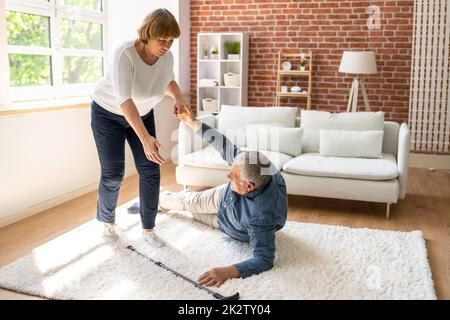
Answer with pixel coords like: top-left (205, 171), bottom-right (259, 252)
top-left (102, 224), bottom-right (119, 242)
top-left (143, 231), bottom-right (165, 248)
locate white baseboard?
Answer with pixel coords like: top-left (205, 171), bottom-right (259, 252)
top-left (409, 153), bottom-right (450, 170)
top-left (0, 183), bottom-right (99, 229)
top-left (0, 170), bottom-right (138, 229)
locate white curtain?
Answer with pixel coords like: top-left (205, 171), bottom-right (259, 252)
top-left (409, 0), bottom-right (450, 153)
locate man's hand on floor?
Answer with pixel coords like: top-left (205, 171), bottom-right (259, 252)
top-left (198, 266), bottom-right (240, 287)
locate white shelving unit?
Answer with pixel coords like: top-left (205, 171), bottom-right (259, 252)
top-left (197, 32), bottom-right (249, 115)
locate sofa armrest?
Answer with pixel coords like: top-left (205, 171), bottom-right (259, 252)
top-left (196, 113), bottom-right (217, 128)
top-left (177, 113), bottom-right (217, 165)
top-left (397, 123), bottom-right (410, 200)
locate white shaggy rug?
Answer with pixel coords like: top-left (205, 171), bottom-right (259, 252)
top-left (0, 199), bottom-right (436, 300)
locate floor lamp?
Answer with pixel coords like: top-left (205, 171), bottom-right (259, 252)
top-left (339, 51), bottom-right (378, 112)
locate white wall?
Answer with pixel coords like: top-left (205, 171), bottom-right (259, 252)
top-left (105, 0), bottom-right (190, 92)
top-left (0, 0), bottom-right (190, 227)
top-left (175, 0), bottom-right (191, 93)
top-left (0, 108), bottom-right (107, 226)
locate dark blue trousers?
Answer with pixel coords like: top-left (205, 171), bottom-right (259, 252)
top-left (90, 100), bottom-right (160, 229)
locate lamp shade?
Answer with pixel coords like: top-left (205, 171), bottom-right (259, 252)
top-left (338, 51), bottom-right (378, 74)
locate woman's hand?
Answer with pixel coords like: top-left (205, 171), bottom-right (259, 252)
top-left (175, 103), bottom-right (195, 125)
top-left (172, 98), bottom-right (190, 118)
top-left (142, 135), bottom-right (165, 165)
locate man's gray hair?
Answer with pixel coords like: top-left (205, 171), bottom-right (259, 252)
top-left (234, 151), bottom-right (273, 189)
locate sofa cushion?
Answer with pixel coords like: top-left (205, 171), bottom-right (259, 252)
top-left (217, 105), bottom-right (297, 147)
top-left (319, 129), bottom-right (384, 158)
top-left (301, 110), bottom-right (385, 153)
top-left (182, 145), bottom-right (229, 170)
top-left (246, 125), bottom-right (303, 157)
top-left (282, 153), bottom-right (398, 180)
top-left (253, 150), bottom-right (293, 171)
top-left (182, 145), bottom-right (293, 171)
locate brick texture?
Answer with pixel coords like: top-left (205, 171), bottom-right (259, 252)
top-left (190, 0), bottom-right (414, 123)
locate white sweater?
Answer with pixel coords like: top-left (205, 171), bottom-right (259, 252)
top-left (92, 40), bottom-right (175, 116)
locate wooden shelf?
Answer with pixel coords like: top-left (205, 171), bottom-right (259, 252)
top-left (277, 92), bottom-right (309, 97)
top-left (279, 71), bottom-right (310, 76)
top-left (199, 59), bottom-right (241, 62)
top-left (275, 50), bottom-right (312, 109)
top-left (280, 53), bottom-right (313, 58)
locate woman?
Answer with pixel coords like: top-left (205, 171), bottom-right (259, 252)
top-left (91, 9), bottom-right (187, 247)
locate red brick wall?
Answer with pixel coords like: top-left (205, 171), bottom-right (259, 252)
top-left (190, 0), bottom-right (414, 123)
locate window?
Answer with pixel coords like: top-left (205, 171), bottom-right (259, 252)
top-left (5, 0), bottom-right (105, 102)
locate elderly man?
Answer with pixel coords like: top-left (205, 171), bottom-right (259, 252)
top-left (159, 105), bottom-right (288, 287)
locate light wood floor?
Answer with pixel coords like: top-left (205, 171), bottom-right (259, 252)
top-left (0, 162), bottom-right (449, 300)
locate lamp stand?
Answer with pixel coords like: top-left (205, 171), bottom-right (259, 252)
top-left (346, 77), bottom-right (370, 112)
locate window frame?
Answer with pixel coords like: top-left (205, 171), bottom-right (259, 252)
top-left (5, 0), bottom-right (106, 102)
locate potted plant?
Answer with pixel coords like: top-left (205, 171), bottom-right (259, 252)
top-left (224, 41), bottom-right (240, 60)
top-left (210, 47), bottom-right (219, 59)
top-left (299, 54), bottom-right (307, 72)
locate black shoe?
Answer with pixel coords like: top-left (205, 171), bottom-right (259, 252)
top-left (127, 202), bottom-right (140, 215)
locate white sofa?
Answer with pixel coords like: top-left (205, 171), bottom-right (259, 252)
top-left (176, 106), bottom-right (410, 219)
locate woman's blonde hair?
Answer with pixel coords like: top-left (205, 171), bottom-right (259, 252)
top-left (137, 9), bottom-right (181, 44)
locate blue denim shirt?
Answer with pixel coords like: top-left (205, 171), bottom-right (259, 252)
top-left (198, 123), bottom-right (288, 278)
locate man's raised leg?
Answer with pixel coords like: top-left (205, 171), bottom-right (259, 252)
top-left (159, 184), bottom-right (227, 228)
